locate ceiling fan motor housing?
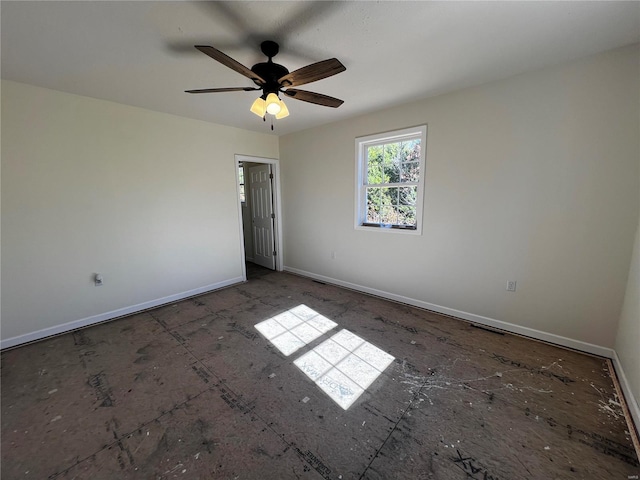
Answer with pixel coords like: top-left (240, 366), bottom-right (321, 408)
top-left (251, 61), bottom-right (289, 92)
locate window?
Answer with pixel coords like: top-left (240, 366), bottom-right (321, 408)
top-left (238, 164), bottom-right (246, 204)
top-left (355, 125), bottom-right (427, 234)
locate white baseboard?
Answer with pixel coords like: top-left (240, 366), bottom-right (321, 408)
top-left (283, 266), bottom-right (615, 358)
top-left (612, 351), bottom-right (640, 435)
top-left (0, 277), bottom-right (244, 350)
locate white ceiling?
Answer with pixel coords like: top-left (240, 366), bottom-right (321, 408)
top-left (2, 1), bottom-right (639, 136)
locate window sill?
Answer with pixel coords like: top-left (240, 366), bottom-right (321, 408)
top-left (355, 223), bottom-right (422, 235)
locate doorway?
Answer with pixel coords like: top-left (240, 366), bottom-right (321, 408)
top-left (235, 155), bottom-right (283, 280)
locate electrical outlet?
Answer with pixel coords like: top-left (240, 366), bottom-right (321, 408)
top-left (506, 280), bottom-right (517, 292)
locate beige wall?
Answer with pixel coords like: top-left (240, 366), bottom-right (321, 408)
top-left (614, 62), bottom-right (640, 418)
top-left (1, 80), bottom-right (278, 342)
top-left (616, 210), bottom-right (640, 415)
top-left (279, 44), bottom-right (639, 350)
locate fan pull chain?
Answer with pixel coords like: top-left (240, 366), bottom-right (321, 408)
top-left (259, 115), bottom-right (274, 131)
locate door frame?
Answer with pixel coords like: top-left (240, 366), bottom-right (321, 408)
top-left (235, 154), bottom-right (284, 280)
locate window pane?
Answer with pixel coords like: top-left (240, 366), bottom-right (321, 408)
top-left (238, 165), bottom-right (245, 203)
top-left (398, 206), bottom-right (417, 226)
top-left (367, 145), bottom-right (384, 184)
top-left (367, 161), bottom-right (384, 184)
top-left (405, 140), bottom-right (421, 162)
top-left (385, 142), bottom-right (400, 162)
top-left (383, 161), bottom-right (400, 183)
top-left (400, 162), bottom-right (420, 182)
top-left (380, 205), bottom-right (398, 224)
top-left (367, 145), bottom-right (383, 164)
top-left (367, 205), bottom-right (380, 223)
top-left (367, 139), bottom-right (421, 186)
top-left (381, 187), bottom-right (398, 206)
top-left (399, 186), bottom-right (417, 205)
top-left (398, 141), bottom-right (411, 163)
top-left (366, 187), bottom-right (381, 207)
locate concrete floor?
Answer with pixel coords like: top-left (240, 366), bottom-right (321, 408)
top-left (2, 265), bottom-right (639, 479)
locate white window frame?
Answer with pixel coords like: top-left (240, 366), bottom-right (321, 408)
top-left (354, 125), bottom-right (427, 235)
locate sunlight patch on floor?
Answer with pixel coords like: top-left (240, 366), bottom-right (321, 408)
top-left (254, 304), bottom-right (338, 356)
top-left (295, 329), bottom-right (395, 410)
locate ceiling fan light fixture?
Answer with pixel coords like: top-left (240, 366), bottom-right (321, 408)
top-left (250, 96), bottom-right (266, 117)
top-left (275, 99), bottom-right (289, 119)
top-left (265, 93), bottom-right (281, 115)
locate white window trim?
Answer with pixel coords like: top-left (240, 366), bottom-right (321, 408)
top-left (354, 125), bottom-right (427, 235)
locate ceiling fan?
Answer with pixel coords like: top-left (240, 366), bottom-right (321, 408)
top-left (185, 40), bottom-right (346, 125)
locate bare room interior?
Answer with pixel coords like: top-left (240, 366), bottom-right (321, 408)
top-left (1, 2), bottom-right (639, 479)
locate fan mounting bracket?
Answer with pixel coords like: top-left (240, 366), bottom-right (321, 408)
top-left (260, 40), bottom-right (279, 59)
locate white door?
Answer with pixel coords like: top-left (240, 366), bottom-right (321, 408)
top-left (249, 164), bottom-right (276, 270)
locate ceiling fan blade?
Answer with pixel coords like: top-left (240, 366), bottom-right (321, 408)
top-left (195, 45), bottom-right (265, 84)
top-left (185, 87), bottom-right (261, 94)
top-left (278, 58), bottom-right (346, 87)
top-left (283, 89), bottom-right (344, 108)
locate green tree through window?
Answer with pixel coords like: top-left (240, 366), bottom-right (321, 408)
top-left (365, 140), bottom-right (420, 226)
top-left (356, 126), bottom-right (426, 232)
